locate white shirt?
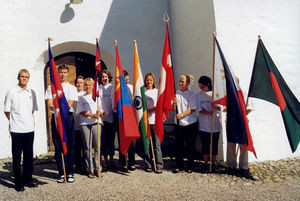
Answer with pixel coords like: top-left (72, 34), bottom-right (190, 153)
top-left (73, 90), bottom-right (85, 130)
top-left (99, 84), bottom-right (114, 123)
top-left (127, 83), bottom-right (133, 101)
top-left (4, 85), bottom-right (38, 133)
top-left (145, 88), bottom-right (158, 125)
top-left (197, 91), bottom-right (221, 132)
top-left (45, 82), bottom-right (78, 112)
top-left (175, 89), bottom-right (197, 126)
top-left (77, 94), bottom-right (107, 126)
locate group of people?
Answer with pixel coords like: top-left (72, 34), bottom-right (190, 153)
top-left (4, 66), bottom-right (253, 192)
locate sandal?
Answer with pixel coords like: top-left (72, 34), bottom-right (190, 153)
top-left (129, 165), bottom-right (136, 171)
top-left (155, 169), bottom-right (163, 174)
top-left (145, 168), bottom-right (152, 172)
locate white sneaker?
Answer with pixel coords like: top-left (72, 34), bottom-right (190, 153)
top-left (57, 175), bottom-right (65, 183)
top-left (67, 174), bottom-right (75, 183)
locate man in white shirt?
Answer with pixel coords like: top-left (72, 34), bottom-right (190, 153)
top-left (4, 69), bottom-right (38, 191)
top-left (45, 64), bottom-right (78, 183)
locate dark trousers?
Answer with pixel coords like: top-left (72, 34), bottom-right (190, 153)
top-left (101, 122), bottom-right (115, 157)
top-left (11, 132), bottom-right (34, 186)
top-left (74, 130), bottom-right (85, 171)
top-left (119, 143), bottom-right (135, 166)
top-left (175, 123), bottom-right (197, 169)
top-left (52, 113), bottom-right (75, 176)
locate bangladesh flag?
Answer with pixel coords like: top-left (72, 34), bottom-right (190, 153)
top-left (248, 38), bottom-right (300, 152)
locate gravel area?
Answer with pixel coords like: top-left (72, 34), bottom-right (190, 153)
top-left (0, 153), bottom-right (299, 201)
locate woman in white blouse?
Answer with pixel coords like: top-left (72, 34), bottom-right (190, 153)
top-left (77, 78), bottom-right (106, 178)
top-left (144, 73), bottom-right (164, 173)
top-left (196, 76), bottom-right (221, 172)
top-left (173, 74), bottom-right (198, 173)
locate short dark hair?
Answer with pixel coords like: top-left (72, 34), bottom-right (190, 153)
top-left (58, 64), bottom-right (69, 72)
top-left (101, 70), bottom-right (113, 83)
top-left (124, 70), bottom-right (129, 77)
top-left (74, 75), bottom-right (84, 85)
top-left (198, 76), bottom-right (212, 90)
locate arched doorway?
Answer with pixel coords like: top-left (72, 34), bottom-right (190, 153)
top-left (44, 51), bottom-right (107, 151)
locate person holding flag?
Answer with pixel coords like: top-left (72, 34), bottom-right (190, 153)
top-left (197, 76), bottom-right (222, 173)
top-left (77, 78), bottom-right (106, 178)
top-left (45, 64), bottom-right (78, 183)
top-left (143, 73), bottom-right (164, 173)
top-left (173, 74), bottom-right (197, 173)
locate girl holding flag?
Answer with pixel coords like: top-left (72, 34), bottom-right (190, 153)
top-left (143, 73), bottom-right (164, 173)
top-left (77, 78), bottom-right (107, 178)
top-left (196, 76), bottom-right (221, 172)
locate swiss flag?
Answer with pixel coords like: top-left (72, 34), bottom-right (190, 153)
top-left (155, 22), bottom-right (175, 143)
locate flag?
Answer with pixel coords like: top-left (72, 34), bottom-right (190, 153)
top-left (213, 37), bottom-right (257, 158)
top-left (114, 42), bottom-right (141, 155)
top-left (248, 38), bottom-right (300, 152)
top-left (132, 41), bottom-right (151, 155)
top-left (92, 40), bottom-right (101, 101)
top-left (155, 22), bottom-right (175, 143)
top-left (48, 43), bottom-right (69, 155)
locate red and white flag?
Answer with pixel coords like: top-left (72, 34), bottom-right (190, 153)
top-left (155, 22), bottom-right (175, 143)
top-left (92, 40), bottom-right (101, 101)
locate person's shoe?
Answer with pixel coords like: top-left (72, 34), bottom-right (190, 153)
top-left (186, 169), bottom-right (193, 174)
top-left (24, 181), bottom-right (38, 188)
top-left (172, 168), bottom-right (184, 174)
top-left (128, 165), bottom-right (136, 171)
top-left (15, 185), bottom-right (25, 192)
top-left (88, 171), bottom-right (95, 179)
top-left (145, 168), bottom-right (152, 173)
top-left (225, 167), bottom-right (237, 175)
top-left (120, 166), bottom-right (128, 172)
top-left (94, 170), bottom-right (103, 178)
top-left (155, 169), bottom-right (163, 174)
top-left (239, 169), bottom-right (255, 180)
top-left (57, 175), bottom-right (65, 183)
top-left (67, 174), bottom-right (75, 183)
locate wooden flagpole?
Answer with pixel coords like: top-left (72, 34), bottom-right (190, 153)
top-left (149, 136), bottom-right (157, 172)
top-left (245, 35), bottom-right (261, 108)
top-left (209, 32), bottom-right (217, 172)
top-left (96, 38), bottom-right (102, 178)
top-left (48, 37), bottom-right (67, 183)
top-left (97, 96), bottom-right (102, 178)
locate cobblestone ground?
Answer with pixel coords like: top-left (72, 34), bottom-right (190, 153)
top-left (0, 153), bottom-right (299, 201)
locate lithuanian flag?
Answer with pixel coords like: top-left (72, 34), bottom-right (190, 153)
top-left (248, 38), bottom-right (300, 152)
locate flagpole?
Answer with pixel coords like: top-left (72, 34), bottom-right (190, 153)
top-left (96, 38), bottom-right (103, 178)
top-left (149, 136), bottom-right (157, 172)
top-left (209, 32), bottom-right (217, 172)
top-left (48, 37), bottom-right (67, 183)
top-left (245, 35), bottom-right (261, 108)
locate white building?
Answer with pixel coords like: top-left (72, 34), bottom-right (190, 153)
top-left (0, 0), bottom-right (299, 161)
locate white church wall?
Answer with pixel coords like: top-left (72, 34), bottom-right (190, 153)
top-left (0, 0), bottom-right (114, 158)
top-left (213, 0), bottom-right (300, 161)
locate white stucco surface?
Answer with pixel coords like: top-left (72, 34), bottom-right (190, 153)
top-left (213, 0), bottom-right (300, 161)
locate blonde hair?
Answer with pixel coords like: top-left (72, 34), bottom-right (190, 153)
top-left (180, 74), bottom-right (194, 87)
top-left (84, 77), bottom-right (94, 86)
top-left (144, 73), bottom-right (157, 89)
top-left (18, 69), bottom-right (30, 79)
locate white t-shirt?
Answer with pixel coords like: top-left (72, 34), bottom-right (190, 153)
top-left (196, 90), bottom-right (221, 132)
top-left (99, 84), bottom-right (114, 123)
top-left (73, 90), bottom-right (85, 130)
top-left (175, 89), bottom-right (197, 126)
top-left (77, 94), bottom-right (107, 126)
top-left (145, 88), bottom-right (158, 125)
top-left (4, 85), bottom-right (38, 133)
top-left (44, 82), bottom-right (78, 112)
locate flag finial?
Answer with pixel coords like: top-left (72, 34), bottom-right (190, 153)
top-left (213, 32), bottom-right (216, 37)
top-left (163, 11), bottom-right (169, 22)
top-left (133, 40), bottom-right (136, 44)
top-left (258, 35), bottom-right (261, 39)
top-left (96, 38), bottom-right (99, 42)
top-left (114, 40), bottom-right (117, 46)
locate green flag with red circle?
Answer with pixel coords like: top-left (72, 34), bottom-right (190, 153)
top-left (248, 38), bottom-right (300, 152)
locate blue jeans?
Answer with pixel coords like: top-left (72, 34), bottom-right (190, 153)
top-left (52, 112), bottom-right (75, 176)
